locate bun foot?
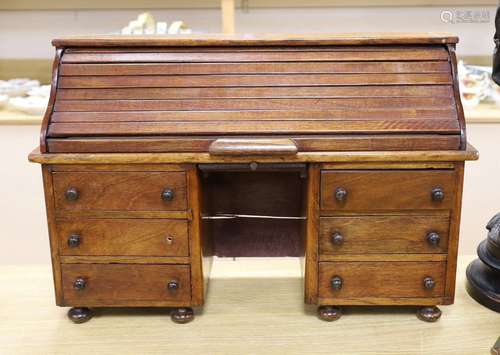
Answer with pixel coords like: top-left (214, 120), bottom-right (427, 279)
top-left (171, 307), bottom-right (194, 324)
top-left (68, 307), bottom-right (93, 324)
top-left (318, 306), bottom-right (342, 321)
top-left (416, 306), bottom-right (442, 322)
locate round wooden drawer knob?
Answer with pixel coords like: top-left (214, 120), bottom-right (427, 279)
top-left (423, 277), bottom-right (435, 290)
top-left (331, 232), bottom-right (344, 245)
top-left (431, 187), bottom-right (444, 202)
top-left (426, 232), bottom-right (441, 246)
top-left (161, 188), bottom-right (174, 201)
top-left (67, 234), bottom-right (81, 248)
top-left (335, 187), bottom-right (348, 202)
top-left (167, 279), bottom-right (179, 290)
top-left (165, 236), bottom-right (174, 245)
top-left (73, 278), bottom-right (86, 291)
top-left (330, 276), bottom-right (343, 290)
top-left (64, 187), bottom-right (79, 201)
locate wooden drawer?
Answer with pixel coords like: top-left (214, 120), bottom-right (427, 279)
top-left (321, 170), bottom-right (456, 211)
top-left (52, 171), bottom-right (187, 211)
top-left (319, 215), bottom-right (449, 254)
top-left (319, 261), bottom-right (446, 299)
top-left (57, 219), bottom-right (189, 257)
top-left (61, 264), bottom-right (191, 306)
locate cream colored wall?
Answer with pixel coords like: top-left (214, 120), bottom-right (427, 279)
top-left (0, 5), bottom-right (497, 264)
top-left (0, 6), bottom-right (496, 58)
top-left (0, 124), bottom-right (497, 264)
top-left (1, 125), bottom-right (49, 264)
top-left (460, 124), bottom-right (500, 255)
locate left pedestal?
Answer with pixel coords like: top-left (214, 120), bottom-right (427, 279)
top-left (40, 164), bottom-right (206, 323)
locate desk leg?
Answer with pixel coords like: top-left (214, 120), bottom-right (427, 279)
top-left (171, 307), bottom-right (194, 324)
top-left (318, 306), bottom-right (342, 321)
top-left (416, 306), bottom-right (442, 322)
top-left (68, 307), bottom-right (93, 324)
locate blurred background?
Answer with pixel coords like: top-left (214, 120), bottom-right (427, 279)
top-left (0, 0), bottom-right (498, 264)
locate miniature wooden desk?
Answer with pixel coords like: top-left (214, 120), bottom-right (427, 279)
top-left (29, 33), bottom-right (478, 324)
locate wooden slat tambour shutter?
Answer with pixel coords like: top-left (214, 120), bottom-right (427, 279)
top-left (45, 43), bottom-right (462, 152)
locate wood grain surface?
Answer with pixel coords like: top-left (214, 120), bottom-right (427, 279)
top-left (56, 219), bottom-right (189, 257)
top-left (39, 41), bottom-right (464, 150)
top-left (202, 171), bottom-right (306, 257)
top-left (1, 256), bottom-right (498, 355)
top-left (318, 261), bottom-right (446, 299)
top-left (46, 134), bottom-right (461, 153)
top-left (60, 264), bottom-right (191, 306)
top-left (319, 215), bottom-right (450, 254)
top-left (28, 145), bottom-right (480, 164)
top-left (56, 74), bottom-right (452, 89)
top-left (52, 171), bottom-right (187, 211)
top-left (59, 47), bottom-right (450, 63)
top-left (46, 120), bottom-right (461, 137)
top-left (52, 33), bottom-right (459, 47)
top-left (320, 169), bottom-right (457, 211)
top-left (59, 62), bottom-right (451, 77)
top-left (208, 138), bottom-right (298, 156)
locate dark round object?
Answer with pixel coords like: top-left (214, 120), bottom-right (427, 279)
top-left (64, 187), bottom-right (79, 201)
top-left (466, 259), bottom-right (500, 312)
top-left (171, 307), bottom-right (194, 324)
top-left (67, 307), bottom-right (93, 324)
top-left (477, 239), bottom-right (500, 271)
top-left (73, 278), bottom-right (86, 290)
top-left (167, 279), bottom-right (179, 290)
top-left (431, 187), bottom-right (444, 202)
top-left (334, 187), bottom-right (347, 202)
top-left (465, 212), bottom-right (500, 313)
top-left (416, 306), bottom-right (442, 322)
top-left (426, 232), bottom-right (441, 246)
top-left (330, 276), bottom-right (343, 290)
top-left (317, 306), bottom-right (342, 322)
top-left (161, 188), bottom-right (174, 201)
top-left (67, 234), bottom-right (81, 248)
top-left (423, 277), bottom-right (435, 289)
top-left (331, 232), bottom-right (344, 245)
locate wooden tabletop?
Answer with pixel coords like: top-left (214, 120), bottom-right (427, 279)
top-left (52, 32), bottom-right (458, 47)
top-left (0, 255), bottom-right (498, 354)
top-left (27, 143), bottom-right (479, 164)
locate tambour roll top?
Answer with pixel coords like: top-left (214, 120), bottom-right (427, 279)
top-left (40, 33), bottom-right (466, 153)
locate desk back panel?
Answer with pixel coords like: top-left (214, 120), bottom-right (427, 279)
top-left (201, 171), bottom-right (306, 257)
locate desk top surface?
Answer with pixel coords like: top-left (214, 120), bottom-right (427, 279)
top-left (52, 32), bottom-right (458, 47)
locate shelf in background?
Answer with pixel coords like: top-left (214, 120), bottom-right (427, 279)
top-left (0, 59), bottom-right (52, 83)
top-left (0, 109), bottom-right (43, 125)
top-left (0, 0), bottom-right (495, 10)
top-left (464, 103), bottom-right (500, 123)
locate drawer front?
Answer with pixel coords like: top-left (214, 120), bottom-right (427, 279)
top-left (61, 264), bottom-right (191, 305)
top-left (320, 215), bottom-right (449, 254)
top-left (57, 219), bottom-right (189, 256)
top-left (321, 170), bottom-right (456, 211)
top-left (319, 261), bottom-right (445, 299)
top-left (53, 171), bottom-right (187, 211)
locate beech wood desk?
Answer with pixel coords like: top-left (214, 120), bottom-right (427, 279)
top-left (29, 33), bottom-right (478, 324)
